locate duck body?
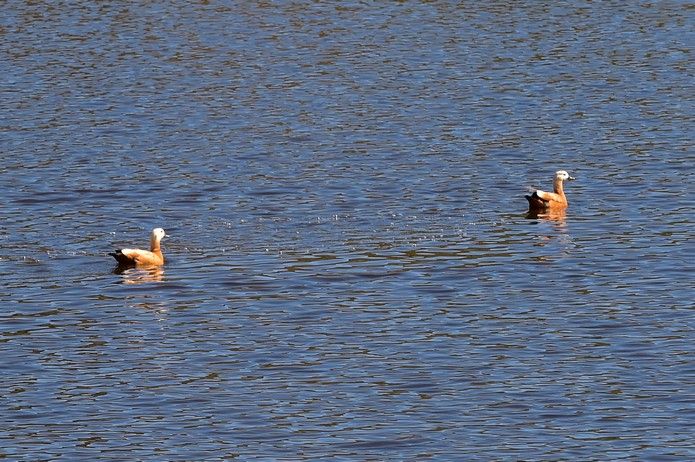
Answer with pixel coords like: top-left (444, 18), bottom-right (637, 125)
top-left (525, 170), bottom-right (575, 214)
top-left (110, 228), bottom-right (167, 267)
top-left (110, 248), bottom-right (164, 267)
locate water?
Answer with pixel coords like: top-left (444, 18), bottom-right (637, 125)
top-left (1, 2), bottom-right (693, 460)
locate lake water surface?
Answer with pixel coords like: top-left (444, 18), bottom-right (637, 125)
top-left (1, 2), bottom-right (693, 460)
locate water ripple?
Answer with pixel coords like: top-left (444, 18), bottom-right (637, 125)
top-left (1, 1), bottom-right (693, 461)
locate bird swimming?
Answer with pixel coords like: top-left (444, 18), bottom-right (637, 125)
top-left (525, 170), bottom-right (575, 214)
top-left (109, 228), bottom-right (168, 267)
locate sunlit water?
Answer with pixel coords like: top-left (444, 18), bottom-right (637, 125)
top-left (1, 2), bottom-right (693, 460)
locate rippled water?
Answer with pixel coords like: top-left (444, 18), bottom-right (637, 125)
top-left (1, 2), bottom-right (693, 460)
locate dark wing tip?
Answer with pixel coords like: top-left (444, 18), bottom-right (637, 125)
top-left (109, 250), bottom-right (132, 266)
top-left (525, 191), bottom-right (540, 203)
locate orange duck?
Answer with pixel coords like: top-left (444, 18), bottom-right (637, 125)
top-left (110, 228), bottom-right (168, 267)
top-left (525, 170), bottom-right (575, 215)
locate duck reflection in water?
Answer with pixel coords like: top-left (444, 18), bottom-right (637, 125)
top-left (113, 265), bottom-right (164, 284)
top-left (525, 208), bottom-right (568, 223)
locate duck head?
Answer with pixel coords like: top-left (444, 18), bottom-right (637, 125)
top-left (555, 170), bottom-right (575, 181)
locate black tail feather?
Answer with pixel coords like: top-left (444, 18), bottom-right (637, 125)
top-left (525, 191), bottom-right (549, 212)
top-left (109, 250), bottom-right (133, 266)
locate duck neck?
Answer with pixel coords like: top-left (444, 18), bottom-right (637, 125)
top-left (553, 178), bottom-right (565, 197)
top-left (150, 237), bottom-right (161, 253)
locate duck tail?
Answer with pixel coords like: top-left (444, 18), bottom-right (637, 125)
top-left (109, 250), bottom-right (129, 265)
top-left (524, 191), bottom-right (539, 203)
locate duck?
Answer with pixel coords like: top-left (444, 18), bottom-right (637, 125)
top-left (525, 170), bottom-right (575, 214)
top-left (110, 228), bottom-right (168, 267)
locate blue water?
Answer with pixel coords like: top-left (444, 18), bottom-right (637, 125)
top-left (1, 2), bottom-right (693, 460)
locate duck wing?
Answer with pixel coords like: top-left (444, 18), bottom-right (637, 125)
top-left (525, 190), bottom-right (548, 209)
top-left (109, 248), bottom-right (163, 266)
top-left (109, 249), bottom-right (135, 266)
